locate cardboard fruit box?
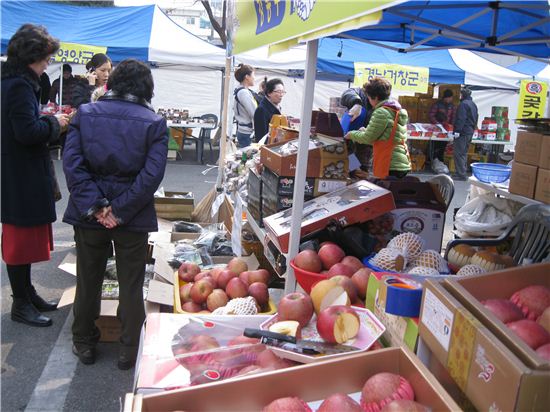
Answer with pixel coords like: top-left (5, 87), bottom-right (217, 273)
top-left (154, 191), bottom-right (194, 220)
top-left (419, 279), bottom-right (550, 412)
top-left (444, 263), bottom-right (550, 371)
top-left (129, 347), bottom-right (459, 411)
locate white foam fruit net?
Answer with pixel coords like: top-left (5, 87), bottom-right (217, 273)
top-left (211, 296), bottom-right (259, 315)
top-left (387, 232), bottom-right (425, 259)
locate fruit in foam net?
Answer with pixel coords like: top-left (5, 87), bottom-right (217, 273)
top-left (318, 393), bottom-right (362, 412)
top-left (248, 282), bottom-right (269, 308)
top-left (407, 266), bottom-right (440, 276)
top-left (227, 257), bottom-right (248, 275)
top-left (269, 320), bottom-right (302, 339)
top-left (372, 248), bottom-right (407, 272)
top-left (510, 285), bottom-right (550, 321)
top-left (381, 400), bottom-right (430, 412)
top-left (294, 250), bottom-right (323, 273)
top-left (482, 299), bottom-right (524, 324)
top-left (327, 262), bottom-right (356, 278)
top-left (206, 288), bottom-right (228, 312)
top-left (536, 343), bottom-right (550, 361)
top-left (506, 319), bottom-right (550, 349)
top-left (340, 256), bottom-right (365, 273)
top-left (470, 251), bottom-right (505, 272)
top-left (456, 264), bottom-right (486, 276)
top-left (310, 279), bottom-right (350, 315)
top-left (316, 305), bottom-right (360, 344)
top-left (539, 307), bottom-right (550, 333)
top-left (412, 250), bottom-right (447, 272)
top-left (190, 279), bottom-right (214, 304)
top-left (446, 244), bottom-right (476, 268)
top-left (277, 292), bottom-right (314, 328)
top-left (361, 372), bottom-right (415, 412)
top-left (352, 268), bottom-right (372, 300)
top-left (387, 232), bottom-right (425, 260)
top-left (225, 277), bottom-right (248, 299)
top-left (262, 397), bottom-right (312, 412)
top-left (318, 243), bottom-right (346, 270)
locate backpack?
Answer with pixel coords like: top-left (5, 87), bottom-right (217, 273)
top-left (234, 87), bottom-right (262, 128)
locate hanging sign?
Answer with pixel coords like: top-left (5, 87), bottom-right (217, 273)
top-left (52, 42), bottom-right (107, 65)
top-left (353, 62), bottom-right (429, 93)
top-left (517, 79), bottom-right (548, 119)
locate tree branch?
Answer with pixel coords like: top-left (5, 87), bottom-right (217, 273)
top-left (201, 0), bottom-right (226, 47)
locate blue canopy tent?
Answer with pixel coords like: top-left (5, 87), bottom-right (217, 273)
top-left (507, 59), bottom-right (550, 82)
top-left (0, 1), bottom-right (225, 67)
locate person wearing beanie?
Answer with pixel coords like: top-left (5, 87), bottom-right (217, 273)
top-left (428, 88), bottom-right (456, 172)
top-left (453, 87), bottom-right (478, 180)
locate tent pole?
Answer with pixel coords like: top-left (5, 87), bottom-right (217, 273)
top-left (284, 39), bottom-right (318, 295)
top-left (216, 57), bottom-right (232, 189)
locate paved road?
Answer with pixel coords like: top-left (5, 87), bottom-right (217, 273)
top-left (1, 149), bottom-right (469, 411)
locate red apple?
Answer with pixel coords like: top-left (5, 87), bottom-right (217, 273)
top-left (179, 283), bottom-right (193, 304)
top-left (277, 292), bottom-right (314, 328)
top-left (351, 268), bottom-right (371, 300)
top-left (294, 250), bottom-right (322, 273)
top-left (239, 271), bottom-right (251, 286)
top-left (482, 299), bottom-right (524, 324)
top-left (361, 372), bottom-right (415, 410)
top-left (381, 400), bottom-right (430, 412)
top-left (225, 277), bottom-right (248, 299)
top-left (178, 262), bottom-right (195, 282)
top-left (256, 349), bottom-right (282, 369)
top-left (318, 393), bottom-right (361, 412)
top-left (318, 243), bottom-right (346, 269)
top-left (327, 262), bottom-right (356, 278)
top-left (181, 301), bottom-right (202, 313)
top-left (210, 267), bottom-right (224, 283)
top-left (187, 334), bottom-right (220, 351)
top-left (190, 278), bottom-right (214, 304)
top-left (217, 269), bottom-right (238, 289)
top-left (227, 257), bottom-right (248, 275)
top-left (263, 397), bottom-right (311, 412)
top-left (341, 256), bottom-right (364, 273)
top-left (206, 288), bottom-right (229, 312)
top-left (248, 282), bottom-right (269, 308)
top-left (186, 262), bottom-right (201, 276)
top-left (506, 319), bottom-right (550, 349)
top-left (194, 271), bottom-right (211, 282)
top-left (248, 269), bottom-right (270, 285)
top-left (536, 343), bottom-right (550, 361)
top-left (316, 305), bottom-right (360, 344)
top-left (328, 275), bottom-right (359, 304)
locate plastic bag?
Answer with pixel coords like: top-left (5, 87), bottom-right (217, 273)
top-left (455, 187), bottom-right (521, 235)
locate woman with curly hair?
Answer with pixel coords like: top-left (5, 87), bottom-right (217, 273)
top-left (1, 24), bottom-right (69, 327)
top-left (63, 59), bottom-right (168, 369)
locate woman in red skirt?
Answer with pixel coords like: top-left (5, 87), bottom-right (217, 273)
top-left (1, 24), bottom-right (69, 327)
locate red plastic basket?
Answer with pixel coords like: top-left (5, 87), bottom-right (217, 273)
top-left (290, 260), bottom-right (328, 294)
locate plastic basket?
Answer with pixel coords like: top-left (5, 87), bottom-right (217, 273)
top-left (470, 163), bottom-right (511, 183)
top-left (289, 260), bottom-right (328, 294)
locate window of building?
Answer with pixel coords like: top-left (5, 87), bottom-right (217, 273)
top-left (186, 17), bottom-right (195, 25)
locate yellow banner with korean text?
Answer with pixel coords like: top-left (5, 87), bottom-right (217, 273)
top-left (52, 42), bottom-right (107, 66)
top-left (517, 79), bottom-right (548, 119)
top-left (353, 62), bottom-right (430, 93)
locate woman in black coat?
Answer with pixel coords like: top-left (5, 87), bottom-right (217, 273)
top-left (1, 24), bottom-right (69, 327)
top-left (253, 78), bottom-right (285, 142)
top-left (72, 53), bottom-right (112, 109)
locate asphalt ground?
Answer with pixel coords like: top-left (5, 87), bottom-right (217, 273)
top-left (1, 147), bottom-right (469, 412)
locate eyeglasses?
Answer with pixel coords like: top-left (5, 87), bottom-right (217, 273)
top-left (273, 89), bottom-right (286, 95)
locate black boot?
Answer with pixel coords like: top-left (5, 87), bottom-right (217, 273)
top-left (11, 297), bottom-right (52, 327)
top-left (28, 286), bottom-right (58, 312)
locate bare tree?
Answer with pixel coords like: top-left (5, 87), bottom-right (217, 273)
top-left (200, 0), bottom-right (227, 47)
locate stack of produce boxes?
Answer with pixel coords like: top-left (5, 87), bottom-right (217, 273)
top-left (492, 106), bottom-right (511, 141)
top-left (509, 129), bottom-right (550, 203)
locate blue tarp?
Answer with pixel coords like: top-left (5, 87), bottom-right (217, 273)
top-left (507, 60), bottom-right (548, 76)
top-left (317, 38), bottom-right (465, 84)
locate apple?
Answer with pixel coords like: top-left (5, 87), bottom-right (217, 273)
top-left (187, 334), bottom-right (220, 352)
top-left (294, 249), bottom-right (323, 273)
top-left (239, 271), bottom-right (251, 286)
top-left (228, 335), bottom-right (260, 346)
top-left (327, 263), bottom-right (356, 278)
top-left (217, 269), bottom-right (238, 289)
top-left (178, 262), bottom-right (195, 282)
top-left (225, 277), bottom-right (248, 299)
top-left (351, 268), bottom-right (371, 300)
top-left (190, 278), bottom-right (214, 304)
top-left (310, 278), bottom-right (350, 315)
top-left (194, 271), bottom-right (211, 281)
top-left (248, 282), bottom-right (269, 308)
top-left (269, 320), bottom-right (302, 339)
top-left (277, 292), bottom-right (314, 328)
top-left (318, 243), bottom-right (346, 270)
top-left (227, 257), bottom-right (248, 275)
top-left (328, 275), bottom-right (359, 304)
top-left (179, 283), bottom-right (193, 304)
top-left (263, 397), bottom-right (311, 412)
top-left (361, 372), bottom-right (415, 410)
top-left (206, 288), bottom-right (229, 312)
top-left (181, 301), bottom-right (202, 313)
top-left (381, 400), bottom-right (430, 412)
top-left (248, 269), bottom-right (270, 285)
top-left (318, 393), bottom-right (361, 412)
top-left (341, 256), bottom-right (364, 273)
top-left (210, 267), bottom-right (224, 283)
top-left (316, 305), bottom-right (360, 344)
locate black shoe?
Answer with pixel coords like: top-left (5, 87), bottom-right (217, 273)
top-left (11, 297), bottom-right (52, 327)
top-left (117, 350), bottom-right (137, 370)
top-left (28, 286), bottom-right (58, 312)
top-left (72, 345), bottom-right (95, 365)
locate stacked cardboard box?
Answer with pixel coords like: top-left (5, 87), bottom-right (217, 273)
top-left (154, 191), bottom-right (194, 220)
top-left (509, 130), bottom-right (550, 203)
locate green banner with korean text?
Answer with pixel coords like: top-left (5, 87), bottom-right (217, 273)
top-left (229, 0), bottom-right (402, 55)
top-left (353, 62), bottom-right (429, 93)
top-left (52, 42), bottom-right (107, 65)
top-left (517, 79), bottom-right (548, 119)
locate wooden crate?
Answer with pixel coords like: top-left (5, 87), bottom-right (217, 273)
top-left (154, 191), bottom-right (194, 220)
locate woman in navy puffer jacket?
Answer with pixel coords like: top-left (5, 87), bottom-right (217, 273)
top-left (63, 59), bottom-right (167, 369)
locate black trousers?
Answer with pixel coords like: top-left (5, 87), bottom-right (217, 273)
top-left (72, 226), bottom-right (148, 351)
